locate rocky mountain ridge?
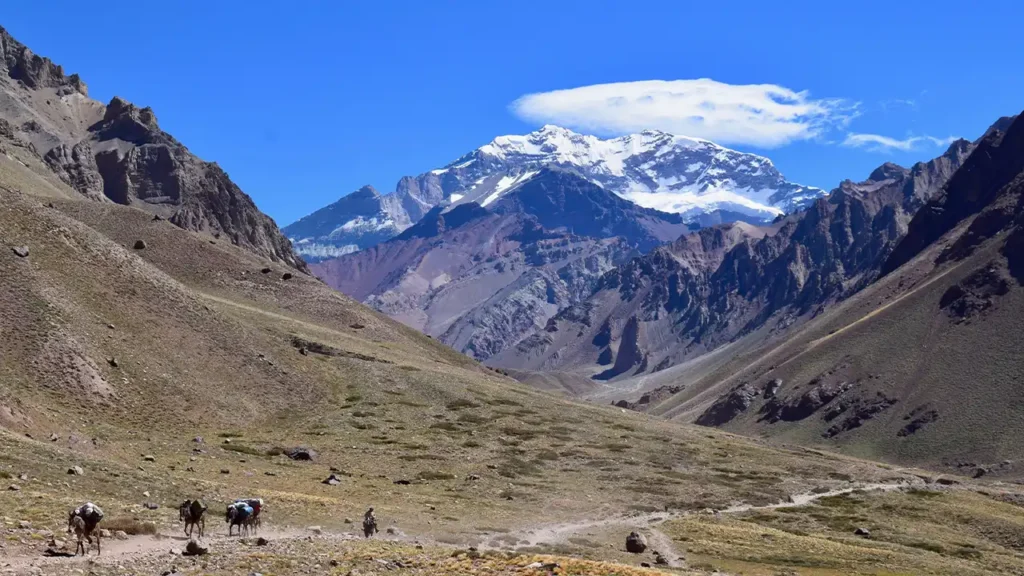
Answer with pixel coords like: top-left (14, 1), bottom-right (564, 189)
top-left (492, 137), bottom-right (975, 376)
top-left (0, 26), bottom-right (306, 270)
top-left (312, 198), bottom-right (637, 360)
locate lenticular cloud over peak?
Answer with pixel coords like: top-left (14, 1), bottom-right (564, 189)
top-left (511, 79), bottom-right (855, 148)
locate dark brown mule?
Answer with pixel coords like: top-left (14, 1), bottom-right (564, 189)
top-left (180, 499), bottom-right (207, 539)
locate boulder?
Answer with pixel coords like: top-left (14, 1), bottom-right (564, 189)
top-left (625, 531), bottom-right (647, 553)
top-left (286, 447), bottom-right (318, 461)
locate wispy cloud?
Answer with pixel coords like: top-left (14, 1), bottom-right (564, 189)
top-left (879, 98), bottom-right (918, 112)
top-left (842, 133), bottom-right (959, 153)
top-left (510, 79), bottom-right (857, 148)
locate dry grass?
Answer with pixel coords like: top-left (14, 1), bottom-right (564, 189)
top-left (661, 488), bottom-right (1024, 575)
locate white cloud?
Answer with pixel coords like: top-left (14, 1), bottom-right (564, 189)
top-left (842, 133), bottom-right (959, 153)
top-left (510, 79), bottom-right (856, 148)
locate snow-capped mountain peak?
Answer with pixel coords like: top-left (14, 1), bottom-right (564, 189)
top-left (284, 125), bottom-right (824, 261)
top-left (435, 125), bottom-right (821, 220)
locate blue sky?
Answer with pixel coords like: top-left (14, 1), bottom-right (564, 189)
top-left (3, 1), bottom-right (1022, 225)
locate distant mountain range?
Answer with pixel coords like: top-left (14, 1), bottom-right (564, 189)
top-left (285, 125), bottom-right (823, 261)
top-left (311, 168), bottom-right (683, 359)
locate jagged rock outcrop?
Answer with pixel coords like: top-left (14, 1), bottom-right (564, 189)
top-left (0, 27), bottom-right (306, 271)
top-left (885, 115), bottom-right (1022, 275)
top-left (43, 141), bottom-right (103, 199)
top-left (0, 27), bottom-right (87, 95)
top-left (611, 385), bottom-right (684, 412)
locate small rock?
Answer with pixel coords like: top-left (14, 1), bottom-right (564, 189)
top-left (193, 436), bottom-right (204, 444)
top-left (260, 267), bottom-right (271, 274)
top-left (386, 527), bottom-right (397, 535)
top-left (7, 484), bottom-right (20, 491)
top-left (18, 520), bottom-right (31, 529)
top-left (107, 357), bottom-right (119, 368)
top-left (854, 527), bottom-right (871, 537)
top-left (169, 548), bottom-right (181, 556)
top-left (18, 473), bottom-right (27, 481)
top-left (11, 246), bottom-right (29, 258)
top-left (264, 471), bottom-right (276, 476)
top-left (640, 562), bottom-right (651, 568)
top-left (308, 526), bottom-right (322, 535)
top-left (152, 214), bottom-right (163, 221)
top-left (143, 491), bottom-right (151, 497)
top-left (143, 455), bottom-right (156, 462)
top-left (281, 272), bottom-right (293, 281)
top-left (220, 469), bottom-right (230, 474)
top-left (393, 479), bottom-right (411, 485)
top-left (322, 474), bottom-right (343, 486)
top-left (68, 466), bottom-right (84, 476)
top-left (625, 531), bottom-right (648, 553)
top-left (133, 240), bottom-right (147, 250)
top-left (114, 531), bottom-right (129, 540)
top-left (99, 529), bottom-right (111, 538)
top-left (467, 474), bottom-right (481, 481)
top-left (256, 537), bottom-right (269, 546)
top-left (144, 502), bottom-right (159, 510)
top-left (349, 323), bottom-right (365, 329)
top-left (330, 559), bottom-right (339, 567)
top-left (344, 517), bottom-right (353, 524)
top-left (654, 552), bottom-right (668, 565)
top-left (183, 541), bottom-right (208, 556)
top-left (49, 433), bottom-right (59, 442)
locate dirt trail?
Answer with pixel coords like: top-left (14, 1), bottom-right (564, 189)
top-left (3, 482), bottom-right (916, 573)
top-left (1, 527), bottom-right (313, 571)
top-left (479, 481), bottom-right (916, 560)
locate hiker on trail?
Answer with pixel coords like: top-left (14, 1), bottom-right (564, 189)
top-left (363, 506), bottom-right (378, 538)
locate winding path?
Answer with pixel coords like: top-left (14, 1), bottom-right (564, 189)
top-left (2, 482), bottom-right (916, 573)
